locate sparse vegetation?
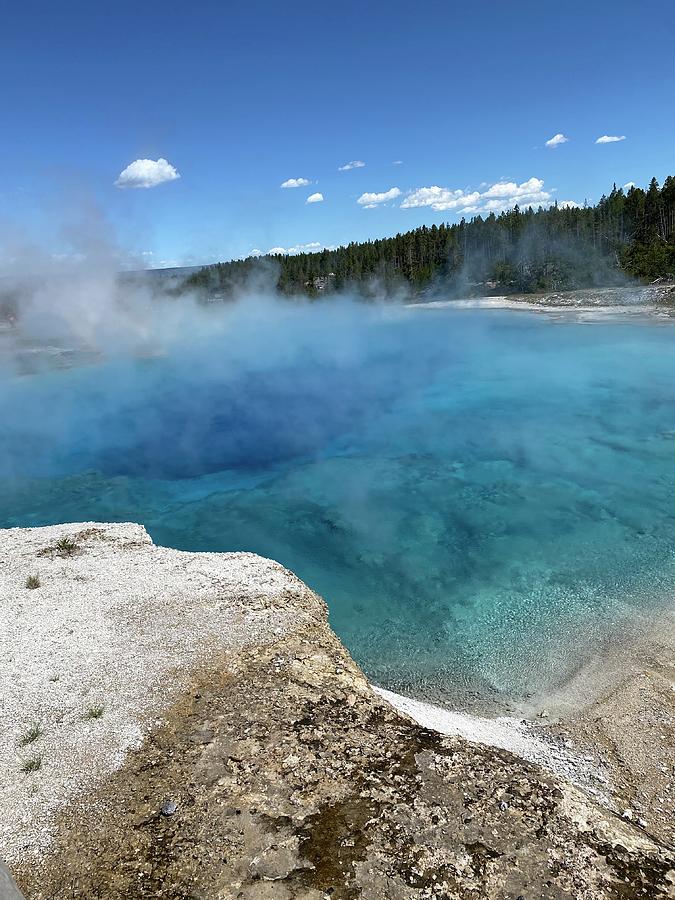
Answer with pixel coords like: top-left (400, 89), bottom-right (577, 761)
top-left (85, 704), bottom-right (104, 720)
top-left (25, 574), bottom-right (41, 589)
top-left (19, 724), bottom-right (43, 746)
top-left (21, 754), bottom-right (43, 774)
top-left (55, 536), bottom-right (78, 556)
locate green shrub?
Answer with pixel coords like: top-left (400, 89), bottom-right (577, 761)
top-left (55, 536), bottom-right (78, 555)
top-left (19, 724), bottom-right (43, 746)
top-left (21, 754), bottom-right (42, 774)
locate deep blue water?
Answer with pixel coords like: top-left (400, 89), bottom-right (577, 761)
top-left (3, 301), bottom-right (675, 709)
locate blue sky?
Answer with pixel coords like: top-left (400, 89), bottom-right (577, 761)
top-left (1, 0), bottom-right (674, 269)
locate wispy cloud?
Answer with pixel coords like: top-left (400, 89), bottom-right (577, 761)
top-left (137, 251), bottom-right (184, 269)
top-left (392, 160), bottom-right (403, 166)
top-left (595, 135), bottom-right (626, 144)
top-left (306, 192), bottom-right (324, 204)
top-left (338, 160), bottom-right (365, 171)
top-left (545, 133), bottom-right (569, 148)
top-left (623, 181), bottom-right (636, 190)
top-left (401, 177), bottom-right (552, 214)
top-left (280, 177), bottom-right (311, 188)
top-left (357, 187), bottom-right (402, 209)
top-left (115, 158), bottom-right (180, 189)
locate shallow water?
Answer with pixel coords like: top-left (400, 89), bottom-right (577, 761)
top-left (2, 300), bottom-right (675, 710)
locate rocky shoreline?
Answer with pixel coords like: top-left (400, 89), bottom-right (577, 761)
top-left (1, 523), bottom-right (674, 898)
top-left (532, 612), bottom-right (675, 849)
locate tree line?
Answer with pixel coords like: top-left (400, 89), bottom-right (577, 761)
top-left (183, 176), bottom-right (675, 298)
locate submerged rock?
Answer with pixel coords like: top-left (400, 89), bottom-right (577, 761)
top-left (1, 522), bottom-right (673, 899)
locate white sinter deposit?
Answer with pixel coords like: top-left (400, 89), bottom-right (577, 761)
top-left (0, 522), bottom-right (323, 863)
top-left (374, 687), bottom-right (609, 797)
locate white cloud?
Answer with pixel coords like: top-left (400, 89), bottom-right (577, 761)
top-left (623, 181), bottom-right (636, 190)
top-left (558, 200), bottom-right (582, 209)
top-left (338, 160), bottom-right (366, 171)
top-left (401, 186), bottom-right (471, 211)
top-left (280, 177), bottom-right (311, 188)
top-left (392, 160), bottom-right (403, 165)
top-left (401, 177), bottom-right (552, 214)
top-left (306, 192), bottom-right (324, 204)
top-left (115, 157), bottom-right (180, 189)
top-left (265, 242), bottom-right (331, 256)
top-left (595, 135), bottom-right (626, 144)
top-left (545, 133), bottom-right (569, 148)
top-left (357, 187), bottom-right (402, 209)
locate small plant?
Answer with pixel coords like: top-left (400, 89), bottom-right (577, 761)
top-left (55, 536), bottom-right (78, 556)
top-left (86, 704), bottom-right (104, 720)
top-left (19, 724), bottom-right (43, 746)
top-left (25, 574), bottom-right (41, 589)
top-left (21, 754), bottom-right (43, 774)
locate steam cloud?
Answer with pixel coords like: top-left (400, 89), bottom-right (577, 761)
top-left (0, 199), bottom-right (637, 493)
top-left (0, 207), bottom-right (416, 485)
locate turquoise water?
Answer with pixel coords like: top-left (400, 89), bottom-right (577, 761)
top-left (3, 301), bottom-right (675, 709)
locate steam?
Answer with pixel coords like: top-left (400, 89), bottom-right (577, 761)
top-left (0, 202), bottom-right (643, 493)
top-left (0, 204), bottom-right (159, 354)
top-left (0, 220), bottom-right (425, 484)
top-left (423, 216), bottom-right (638, 302)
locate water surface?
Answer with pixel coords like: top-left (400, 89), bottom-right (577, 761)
top-left (2, 300), bottom-right (675, 709)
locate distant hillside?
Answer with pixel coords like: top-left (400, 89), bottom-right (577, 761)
top-left (184, 176), bottom-right (675, 298)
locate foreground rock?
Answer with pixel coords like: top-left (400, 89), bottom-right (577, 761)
top-left (2, 524), bottom-right (673, 899)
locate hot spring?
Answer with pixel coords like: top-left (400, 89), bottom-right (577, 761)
top-left (3, 295), bottom-right (675, 710)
